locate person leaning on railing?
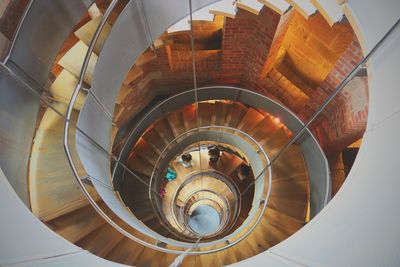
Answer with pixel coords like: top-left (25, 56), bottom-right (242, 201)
top-left (208, 146), bottom-right (221, 165)
top-left (179, 153), bottom-right (193, 168)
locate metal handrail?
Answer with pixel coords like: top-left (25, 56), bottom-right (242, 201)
top-left (62, 0), bottom-right (273, 255)
top-left (63, 0), bottom-right (188, 255)
top-left (180, 188), bottom-right (232, 236)
top-left (58, 0), bottom-right (345, 256)
top-left (172, 169), bottom-right (242, 237)
top-left (63, 8), bottom-right (400, 253)
top-left (148, 125), bottom-right (267, 196)
top-left (112, 85), bottom-right (329, 202)
top-left (58, 2), bottom-right (314, 251)
top-left (4, 0), bottom-right (398, 258)
top-left (183, 196), bottom-right (227, 236)
top-left (146, 125), bottom-right (269, 242)
top-left (165, 169), bottom-right (239, 237)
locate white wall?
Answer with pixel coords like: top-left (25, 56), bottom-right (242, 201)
top-left (0, 167), bottom-right (122, 266)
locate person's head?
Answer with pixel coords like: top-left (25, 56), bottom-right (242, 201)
top-left (239, 164), bottom-right (250, 177)
top-left (208, 146), bottom-right (220, 158)
top-left (181, 153), bottom-right (192, 162)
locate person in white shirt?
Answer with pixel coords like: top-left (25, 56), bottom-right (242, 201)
top-left (179, 153), bottom-right (192, 168)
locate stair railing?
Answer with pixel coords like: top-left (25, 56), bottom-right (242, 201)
top-left (161, 169), bottom-right (239, 238)
top-left (171, 168), bottom-right (241, 237)
top-left (63, 0), bottom-right (368, 255)
top-left (62, 0), bottom-right (272, 255)
top-left (63, 0), bottom-right (194, 255)
top-left (147, 125), bottom-right (270, 245)
top-left (3, 0), bottom-right (398, 260)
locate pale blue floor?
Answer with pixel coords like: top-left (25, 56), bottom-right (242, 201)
top-left (188, 205), bottom-right (221, 235)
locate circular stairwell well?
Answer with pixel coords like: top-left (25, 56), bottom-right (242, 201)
top-left (1, 0), bottom-right (387, 266)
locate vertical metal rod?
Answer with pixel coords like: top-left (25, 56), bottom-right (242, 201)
top-left (188, 0), bottom-right (203, 189)
top-left (170, 235), bottom-right (203, 267)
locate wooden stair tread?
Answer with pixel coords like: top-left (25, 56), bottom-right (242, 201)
top-left (105, 237), bottom-right (140, 265)
top-left (130, 139), bottom-right (159, 165)
top-left (74, 15), bottom-right (111, 54)
top-left (142, 128), bottom-right (166, 154)
top-left (214, 101), bottom-right (230, 126)
top-left (154, 118), bottom-right (175, 145)
top-left (76, 223), bottom-right (124, 257)
top-left (182, 105), bottom-right (197, 131)
top-left (198, 102), bottom-right (214, 127)
top-left (213, 152), bottom-right (243, 176)
top-left (268, 197), bottom-right (308, 220)
top-left (124, 65), bottom-right (144, 85)
top-left (29, 103), bottom-right (99, 221)
top-left (167, 111), bottom-right (186, 138)
top-left (251, 116), bottom-right (280, 141)
top-left (57, 40), bottom-right (97, 85)
top-left (127, 152), bottom-right (155, 177)
top-left (129, 201), bottom-right (156, 221)
top-left (260, 127), bottom-right (289, 150)
top-left (265, 206), bottom-right (306, 230)
top-left (226, 102), bottom-right (248, 128)
top-left (136, 48), bottom-right (157, 66)
top-left (49, 69), bottom-right (86, 110)
top-left (237, 108), bottom-right (265, 133)
top-left (47, 203), bottom-right (107, 244)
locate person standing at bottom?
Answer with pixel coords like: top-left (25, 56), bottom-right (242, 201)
top-left (208, 146), bottom-right (221, 166)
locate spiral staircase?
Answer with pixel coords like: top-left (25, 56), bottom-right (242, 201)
top-left (1, 0), bottom-right (400, 267)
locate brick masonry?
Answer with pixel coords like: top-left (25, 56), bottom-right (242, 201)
top-left (327, 152), bottom-right (346, 196)
top-left (0, 2), bottom-right (368, 156)
top-left (115, 7), bottom-right (368, 156)
top-left (306, 39), bottom-right (368, 152)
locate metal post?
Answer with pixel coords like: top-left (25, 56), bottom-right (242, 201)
top-left (188, 0), bottom-right (203, 190)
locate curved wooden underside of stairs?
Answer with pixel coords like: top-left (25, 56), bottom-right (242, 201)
top-left (24, 0), bottom-right (359, 265)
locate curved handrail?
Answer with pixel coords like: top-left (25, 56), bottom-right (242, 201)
top-left (164, 169), bottom-right (240, 237)
top-left (63, 0), bottom-right (272, 253)
top-left (145, 125), bottom-right (269, 245)
top-left (171, 169), bottom-right (242, 238)
top-left (148, 125), bottom-right (266, 198)
top-left (112, 86), bottom-right (330, 214)
top-left (62, 0), bottom-right (326, 256)
top-left (177, 181), bottom-right (234, 234)
top-left (63, 0), bottom-right (188, 255)
top-left (182, 190), bottom-right (230, 237)
top-left (183, 196), bottom-right (227, 236)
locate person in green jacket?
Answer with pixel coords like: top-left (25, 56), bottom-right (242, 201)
top-left (165, 167), bottom-right (177, 182)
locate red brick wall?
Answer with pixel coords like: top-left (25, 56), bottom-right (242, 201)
top-left (116, 7), bottom-right (281, 126)
top-left (327, 153), bottom-right (346, 196)
top-left (306, 39), bottom-right (368, 152)
top-left (116, 8), bottom-right (368, 154)
top-left (221, 7), bottom-right (281, 89)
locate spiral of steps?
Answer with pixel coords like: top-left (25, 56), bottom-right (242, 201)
top-left (19, 1), bottom-right (334, 265)
top-left (2, 0), bottom-right (397, 267)
top-left (33, 95), bottom-right (311, 266)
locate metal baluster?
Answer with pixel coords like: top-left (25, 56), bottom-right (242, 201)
top-left (188, 0), bottom-right (203, 193)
